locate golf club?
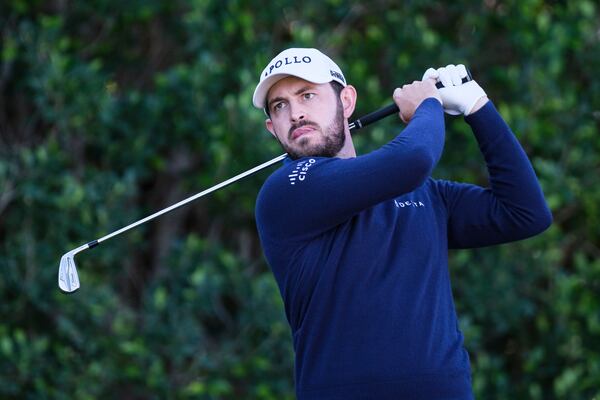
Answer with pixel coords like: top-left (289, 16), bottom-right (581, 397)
top-left (58, 76), bottom-right (471, 293)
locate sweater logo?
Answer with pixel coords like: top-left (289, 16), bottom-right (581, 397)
top-left (289, 158), bottom-right (316, 185)
top-left (394, 199), bottom-right (425, 208)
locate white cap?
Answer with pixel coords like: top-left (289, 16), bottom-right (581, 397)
top-left (252, 48), bottom-right (347, 109)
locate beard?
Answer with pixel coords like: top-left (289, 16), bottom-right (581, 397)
top-left (275, 100), bottom-right (346, 160)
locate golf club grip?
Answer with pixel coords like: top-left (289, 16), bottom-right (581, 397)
top-left (350, 72), bottom-right (472, 130)
top-left (350, 103), bottom-right (399, 131)
top-left (435, 75), bottom-right (471, 89)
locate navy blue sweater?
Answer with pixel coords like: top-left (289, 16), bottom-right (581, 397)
top-left (255, 99), bottom-right (552, 399)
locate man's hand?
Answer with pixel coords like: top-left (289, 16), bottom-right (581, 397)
top-left (393, 79), bottom-right (442, 123)
top-left (423, 64), bottom-right (488, 116)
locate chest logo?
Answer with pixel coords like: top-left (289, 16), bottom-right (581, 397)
top-left (394, 199), bottom-right (426, 208)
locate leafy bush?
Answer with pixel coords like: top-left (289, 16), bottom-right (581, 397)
top-left (1, 0), bottom-right (598, 398)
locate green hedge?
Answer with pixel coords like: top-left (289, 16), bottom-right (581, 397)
top-left (1, 0), bottom-right (598, 398)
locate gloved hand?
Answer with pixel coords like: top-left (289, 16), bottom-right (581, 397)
top-left (422, 64), bottom-right (487, 115)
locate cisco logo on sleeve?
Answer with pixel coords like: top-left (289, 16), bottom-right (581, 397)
top-left (288, 158), bottom-right (316, 185)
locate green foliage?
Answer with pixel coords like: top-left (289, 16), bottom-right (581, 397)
top-left (1, 0), bottom-right (598, 398)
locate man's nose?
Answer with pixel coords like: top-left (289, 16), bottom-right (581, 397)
top-left (290, 104), bottom-right (306, 122)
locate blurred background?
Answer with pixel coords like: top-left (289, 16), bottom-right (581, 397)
top-left (1, 0), bottom-right (599, 398)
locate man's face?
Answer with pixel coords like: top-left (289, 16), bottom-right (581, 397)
top-left (265, 77), bottom-right (345, 160)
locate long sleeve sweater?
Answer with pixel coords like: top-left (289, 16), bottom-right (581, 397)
top-left (255, 98), bottom-right (552, 399)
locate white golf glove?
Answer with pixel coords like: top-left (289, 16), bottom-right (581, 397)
top-left (422, 64), bottom-right (487, 115)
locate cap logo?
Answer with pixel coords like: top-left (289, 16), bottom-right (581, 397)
top-left (264, 56), bottom-right (312, 77)
top-left (330, 70), bottom-right (345, 84)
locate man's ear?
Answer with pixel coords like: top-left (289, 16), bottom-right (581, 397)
top-left (340, 85), bottom-right (357, 119)
top-left (265, 119), bottom-right (278, 139)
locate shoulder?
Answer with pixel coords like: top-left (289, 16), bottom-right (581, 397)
top-left (258, 157), bottom-right (317, 194)
top-left (256, 157), bottom-right (328, 212)
top-left (257, 157), bottom-right (340, 199)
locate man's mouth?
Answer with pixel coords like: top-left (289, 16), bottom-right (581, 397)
top-left (291, 126), bottom-right (316, 140)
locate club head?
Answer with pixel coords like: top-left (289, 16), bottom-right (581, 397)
top-left (58, 251), bottom-right (80, 293)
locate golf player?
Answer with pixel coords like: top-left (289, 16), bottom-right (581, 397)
top-left (252, 48), bottom-right (552, 399)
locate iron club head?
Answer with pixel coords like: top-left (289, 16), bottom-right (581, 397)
top-left (58, 251), bottom-right (80, 293)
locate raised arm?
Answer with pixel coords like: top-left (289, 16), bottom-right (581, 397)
top-left (439, 101), bottom-right (551, 248)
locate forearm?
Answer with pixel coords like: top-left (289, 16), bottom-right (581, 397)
top-left (445, 101), bottom-right (552, 248)
top-left (465, 101), bottom-right (547, 210)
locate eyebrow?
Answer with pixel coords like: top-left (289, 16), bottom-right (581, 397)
top-left (267, 85), bottom-right (315, 109)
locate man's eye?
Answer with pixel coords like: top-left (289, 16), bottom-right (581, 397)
top-left (303, 93), bottom-right (315, 100)
top-left (272, 102), bottom-right (286, 112)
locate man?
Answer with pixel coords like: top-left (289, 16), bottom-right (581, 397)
top-left (252, 48), bottom-right (552, 399)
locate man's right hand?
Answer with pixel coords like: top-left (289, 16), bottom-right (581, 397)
top-left (393, 79), bottom-right (442, 123)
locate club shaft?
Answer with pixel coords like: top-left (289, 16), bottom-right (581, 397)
top-left (96, 153), bottom-right (288, 244)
